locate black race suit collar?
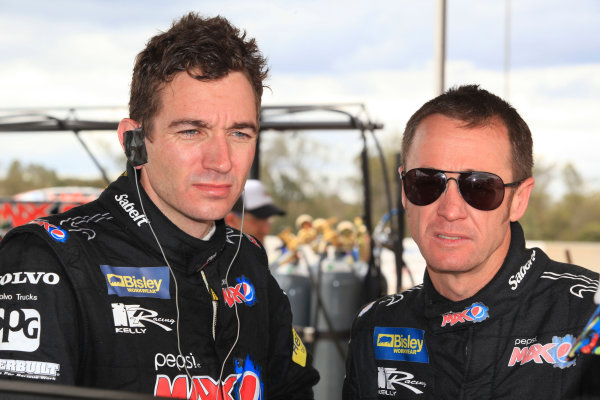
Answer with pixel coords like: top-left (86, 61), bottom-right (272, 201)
top-left (422, 221), bottom-right (548, 331)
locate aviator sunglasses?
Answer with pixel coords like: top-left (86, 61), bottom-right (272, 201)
top-left (401, 168), bottom-right (524, 211)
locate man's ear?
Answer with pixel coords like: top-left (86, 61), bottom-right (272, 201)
top-left (398, 166), bottom-right (407, 209)
top-left (509, 177), bottom-right (535, 222)
top-left (117, 118), bottom-right (140, 152)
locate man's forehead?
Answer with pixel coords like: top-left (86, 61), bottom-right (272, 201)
top-left (407, 115), bottom-right (512, 173)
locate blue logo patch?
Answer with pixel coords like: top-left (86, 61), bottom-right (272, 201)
top-left (374, 327), bottom-right (429, 363)
top-left (29, 219), bottom-right (68, 242)
top-left (100, 265), bottom-right (170, 299)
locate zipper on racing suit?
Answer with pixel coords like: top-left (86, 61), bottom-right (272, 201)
top-left (201, 270), bottom-right (218, 340)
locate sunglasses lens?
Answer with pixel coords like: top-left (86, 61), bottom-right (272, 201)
top-left (458, 172), bottom-right (505, 211)
top-left (403, 169), bottom-right (446, 206)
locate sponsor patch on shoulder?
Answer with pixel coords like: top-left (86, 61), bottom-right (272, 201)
top-left (374, 327), bottom-right (429, 363)
top-left (292, 328), bottom-right (307, 367)
top-left (28, 219), bottom-right (68, 242)
top-left (0, 307), bottom-right (41, 352)
top-left (100, 265), bottom-right (170, 299)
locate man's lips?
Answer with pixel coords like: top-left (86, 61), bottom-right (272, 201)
top-left (433, 230), bottom-right (470, 242)
top-left (192, 183), bottom-right (232, 196)
top-left (437, 234), bottom-right (462, 240)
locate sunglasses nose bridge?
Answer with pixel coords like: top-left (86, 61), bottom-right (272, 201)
top-left (444, 176), bottom-right (460, 193)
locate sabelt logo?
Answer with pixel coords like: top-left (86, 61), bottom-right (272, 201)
top-left (114, 194), bottom-right (149, 227)
top-left (100, 266), bottom-right (170, 299)
top-left (509, 250), bottom-right (536, 290)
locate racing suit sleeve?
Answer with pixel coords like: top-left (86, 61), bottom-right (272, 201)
top-left (343, 302), bottom-right (378, 400)
top-left (0, 232), bottom-right (80, 385)
top-left (265, 273), bottom-right (320, 400)
top-left (343, 337), bottom-right (360, 400)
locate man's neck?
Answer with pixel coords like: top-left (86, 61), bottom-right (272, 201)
top-left (427, 231), bottom-right (512, 302)
top-left (428, 267), bottom-right (500, 301)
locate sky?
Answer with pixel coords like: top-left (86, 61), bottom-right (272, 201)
top-left (1, 0), bottom-right (599, 199)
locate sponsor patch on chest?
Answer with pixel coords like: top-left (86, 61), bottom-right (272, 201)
top-left (100, 265), bottom-right (170, 299)
top-left (441, 302), bottom-right (489, 327)
top-left (374, 327), bottom-right (429, 363)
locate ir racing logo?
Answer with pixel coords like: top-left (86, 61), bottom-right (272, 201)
top-left (111, 303), bottom-right (174, 334)
top-left (378, 367), bottom-right (426, 395)
top-left (441, 302), bottom-right (489, 327)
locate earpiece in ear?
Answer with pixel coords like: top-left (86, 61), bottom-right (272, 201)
top-left (124, 127), bottom-right (148, 167)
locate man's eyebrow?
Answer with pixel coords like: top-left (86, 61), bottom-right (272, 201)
top-left (168, 119), bottom-right (258, 133)
top-left (168, 119), bottom-right (209, 129)
top-left (231, 122), bottom-right (258, 133)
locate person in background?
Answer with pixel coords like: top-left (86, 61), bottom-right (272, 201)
top-left (343, 84), bottom-right (600, 399)
top-left (0, 12), bottom-right (318, 399)
top-left (225, 179), bottom-right (286, 244)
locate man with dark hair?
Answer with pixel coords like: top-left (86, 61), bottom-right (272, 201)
top-left (0, 13), bottom-right (318, 399)
top-left (343, 85), bottom-right (600, 399)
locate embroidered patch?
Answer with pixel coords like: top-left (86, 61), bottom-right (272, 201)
top-left (374, 327), bottom-right (429, 363)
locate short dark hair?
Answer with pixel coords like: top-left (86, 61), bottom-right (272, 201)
top-left (129, 12), bottom-right (269, 136)
top-left (401, 84), bottom-right (533, 180)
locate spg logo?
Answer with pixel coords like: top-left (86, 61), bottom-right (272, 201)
top-left (0, 307), bottom-right (41, 352)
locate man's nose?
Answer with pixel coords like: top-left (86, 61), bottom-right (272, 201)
top-left (202, 134), bottom-right (232, 173)
top-left (436, 178), bottom-right (468, 220)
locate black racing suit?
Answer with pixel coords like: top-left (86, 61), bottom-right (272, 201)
top-left (0, 166), bottom-right (319, 399)
top-left (343, 222), bottom-right (600, 399)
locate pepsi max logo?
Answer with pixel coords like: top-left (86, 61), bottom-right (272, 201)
top-left (222, 276), bottom-right (257, 308)
top-left (441, 302), bottom-right (489, 327)
top-left (470, 305), bottom-right (486, 318)
top-left (28, 219), bottom-right (68, 243)
top-left (508, 334), bottom-right (576, 369)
